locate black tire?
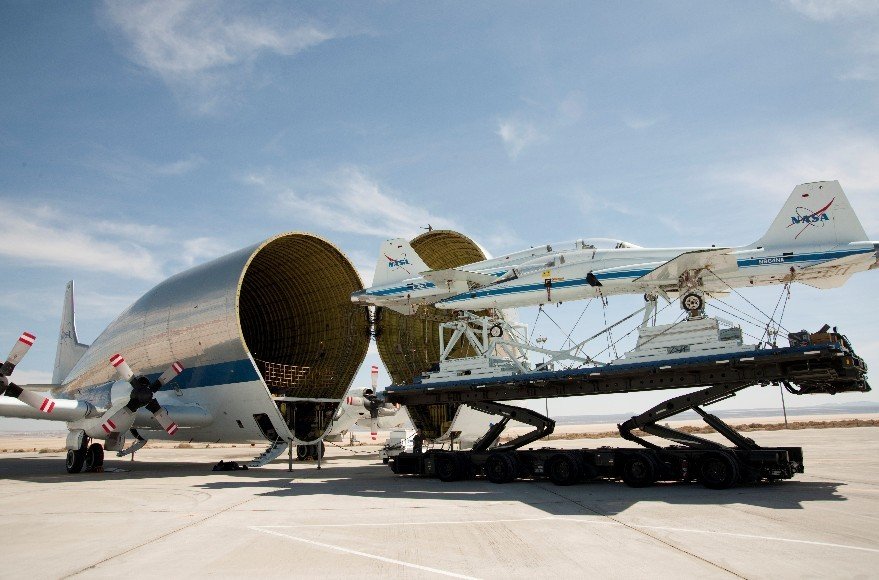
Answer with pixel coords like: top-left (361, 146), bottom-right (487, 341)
top-left (621, 452), bottom-right (656, 488)
top-left (84, 443), bottom-right (104, 471)
top-left (484, 453), bottom-right (517, 484)
top-left (435, 454), bottom-right (463, 482)
top-left (66, 449), bottom-right (85, 474)
top-left (547, 454), bottom-right (580, 486)
top-left (382, 457), bottom-right (390, 465)
top-left (699, 453), bottom-right (739, 490)
top-left (296, 444), bottom-right (309, 460)
top-left (682, 293), bottom-right (703, 313)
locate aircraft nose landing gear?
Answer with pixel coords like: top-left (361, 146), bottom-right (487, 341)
top-left (681, 292), bottom-right (705, 317)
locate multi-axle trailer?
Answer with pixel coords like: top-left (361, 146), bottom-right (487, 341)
top-left (387, 329), bottom-right (870, 489)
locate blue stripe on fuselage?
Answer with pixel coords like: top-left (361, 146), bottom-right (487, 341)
top-left (59, 358), bottom-right (261, 407)
top-left (438, 247), bottom-right (873, 305)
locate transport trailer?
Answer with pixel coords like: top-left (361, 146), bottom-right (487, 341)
top-left (390, 400), bottom-right (804, 490)
top-left (392, 444), bottom-right (804, 489)
top-left (388, 329), bottom-right (869, 489)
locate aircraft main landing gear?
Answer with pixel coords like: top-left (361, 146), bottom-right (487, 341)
top-left (66, 438), bottom-right (104, 473)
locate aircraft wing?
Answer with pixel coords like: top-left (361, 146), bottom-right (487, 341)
top-left (797, 251), bottom-right (875, 289)
top-left (421, 268), bottom-right (498, 288)
top-left (635, 248), bottom-right (738, 284)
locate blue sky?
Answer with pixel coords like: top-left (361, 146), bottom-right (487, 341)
top-left (2, 1), bottom-right (878, 429)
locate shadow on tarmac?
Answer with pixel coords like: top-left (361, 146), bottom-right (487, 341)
top-left (0, 454), bottom-right (848, 517)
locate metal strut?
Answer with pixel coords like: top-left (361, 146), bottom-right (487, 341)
top-left (467, 401), bottom-right (555, 452)
top-left (617, 381), bottom-right (760, 451)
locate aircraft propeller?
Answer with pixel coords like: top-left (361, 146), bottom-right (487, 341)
top-left (99, 354), bottom-right (183, 436)
top-left (0, 332), bottom-right (59, 413)
top-left (361, 365), bottom-right (399, 441)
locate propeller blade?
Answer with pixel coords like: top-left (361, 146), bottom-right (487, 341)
top-left (371, 416), bottom-right (378, 441)
top-left (371, 365), bottom-right (378, 390)
top-left (100, 406), bottom-right (134, 434)
top-left (153, 361), bottom-right (184, 391)
top-left (15, 388), bottom-right (57, 414)
top-left (145, 399), bottom-right (179, 435)
top-left (110, 354), bottom-right (134, 381)
top-left (1, 332), bottom-right (36, 376)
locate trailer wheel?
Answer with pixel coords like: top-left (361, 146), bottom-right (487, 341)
top-left (485, 453), bottom-right (517, 484)
top-left (296, 445), bottom-right (309, 460)
top-left (547, 454), bottom-right (580, 486)
top-left (435, 454), bottom-right (464, 482)
top-left (699, 453), bottom-right (739, 490)
top-left (621, 453), bottom-right (656, 488)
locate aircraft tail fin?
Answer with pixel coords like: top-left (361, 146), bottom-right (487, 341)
top-left (52, 281), bottom-right (89, 385)
top-left (753, 181), bottom-right (868, 248)
top-left (372, 238), bottom-right (429, 286)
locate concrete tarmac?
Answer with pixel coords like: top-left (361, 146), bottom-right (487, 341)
top-left (0, 427), bottom-right (877, 579)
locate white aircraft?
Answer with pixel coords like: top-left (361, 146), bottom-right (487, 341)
top-left (352, 181), bottom-right (877, 314)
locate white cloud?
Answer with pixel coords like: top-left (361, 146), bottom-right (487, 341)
top-left (180, 237), bottom-right (236, 268)
top-left (0, 200), bottom-right (233, 282)
top-left (623, 115), bottom-right (662, 130)
top-left (786, 0), bottom-right (879, 21)
top-left (785, 1), bottom-right (879, 83)
top-left (497, 119), bottom-right (540, 158)
top-left (0, 202), bottom-right (165, 281)
top-left (704, 128), bottom-right (879, 234)
top-left (250, 167), bottom-right (457, 239)
top-left (103, 0), bottom-right (335, 112)
top-left (86, 149), bottom-right (204, 185)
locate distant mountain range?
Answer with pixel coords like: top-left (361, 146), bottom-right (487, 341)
top-left (554, 400), bottom-right (879, 425)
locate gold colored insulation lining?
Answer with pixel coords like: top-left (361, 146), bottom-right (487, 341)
top-left (239, 234), bottom-right (370, 399)
top-left (375, 230), bottom-right (487, 439)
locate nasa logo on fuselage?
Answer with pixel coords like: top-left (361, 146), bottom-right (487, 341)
top-left (758, 256), bottom-right (785, 265)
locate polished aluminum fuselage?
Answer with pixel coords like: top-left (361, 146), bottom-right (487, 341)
top-left (57, 238), bottom-right (290, 444)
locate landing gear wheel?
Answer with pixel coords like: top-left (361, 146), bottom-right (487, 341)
top-left (681, 293), bottom-right (704, 314)
top-left (435, 454), bottom-right (464, 482)
top-left (547, 454), bottom-right (580, 486)
top-left (66, 449), bottom-right (85, 474)
top-left (484, 453), bottom-right (517, 484)
top-left (699, 453), bottom-right (739, 490)
top-left (84, 443), bottom-right (104, 471)
top-left (621, 452), bottom-right (656, 488)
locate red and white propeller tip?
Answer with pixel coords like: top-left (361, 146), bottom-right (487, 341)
top-left (101, 357), bottom-right (185, 436)
top-left (157, 361), bottom-right (184, 387)
top-left (152, 407), bottom-right (179, 436)
top-left (371, 365), bottom-right (378, 389)
top-left (110, 353), bottom-right (134, 381)
top-left (6, 331), bottom-right (36, 368)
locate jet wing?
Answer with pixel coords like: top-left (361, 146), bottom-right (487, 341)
top-left (421, 268), bottom-right (498, 288)
top-left (635, 248), bottom-right (738, 284)
top-left (797, 252), bottom-right (875, 289)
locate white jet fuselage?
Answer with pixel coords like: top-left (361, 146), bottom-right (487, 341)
top-left (353, 182), bottom-right (878, 314)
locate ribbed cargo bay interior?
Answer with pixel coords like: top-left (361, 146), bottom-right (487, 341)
top-left (238, 234), bottom-right (369, 401)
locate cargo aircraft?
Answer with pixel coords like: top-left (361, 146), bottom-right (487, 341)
top-left (0, 233), bottom-right (424, 473)
top-left (352, 181), bottom-right (878, 315)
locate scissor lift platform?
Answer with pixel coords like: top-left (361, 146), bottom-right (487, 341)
top-left (387, 333), bottom-right (869, 489)
top-left (385, 341), bottom-right (869, 407)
